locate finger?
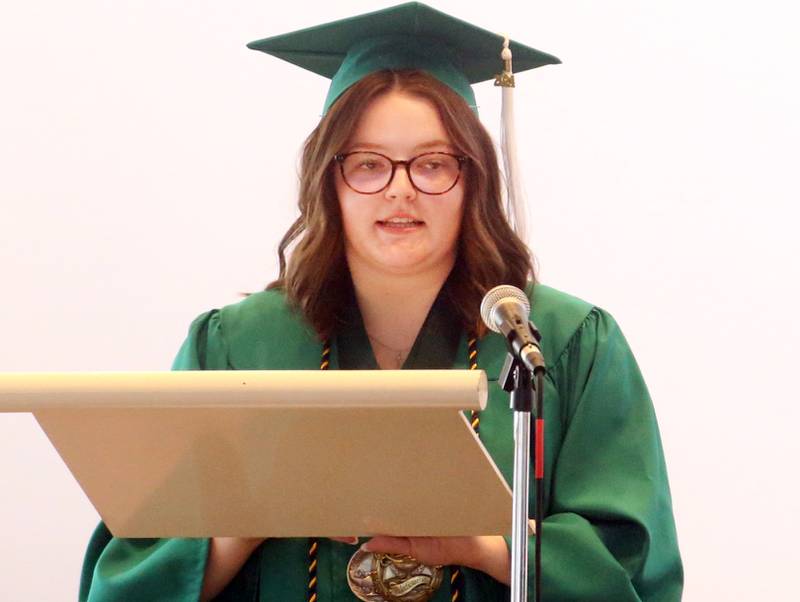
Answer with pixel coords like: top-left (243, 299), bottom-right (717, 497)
top-left (329, 536), bottom-right (360, 545)
top-left (362, 536), bottom-right (412, 556)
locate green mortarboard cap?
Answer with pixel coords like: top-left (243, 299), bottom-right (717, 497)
top-left (247, 2), bottom-right (561, 115)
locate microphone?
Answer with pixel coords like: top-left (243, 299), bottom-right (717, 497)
top-left (480, 285), bottom-right (545, 373)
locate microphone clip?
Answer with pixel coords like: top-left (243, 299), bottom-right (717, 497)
top-left (499, 321), bottom-right (545, 413)
top-left (499, 351), bottom-right (534, 413)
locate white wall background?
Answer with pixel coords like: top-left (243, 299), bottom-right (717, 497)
top-left (1, 1), bottom-right (798, 599)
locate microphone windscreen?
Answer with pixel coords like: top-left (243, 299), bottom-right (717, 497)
top-left (480, 285), bottom-right (530, 333)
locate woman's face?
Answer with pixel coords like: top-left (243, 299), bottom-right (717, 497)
top-left (334, 91), bottom-right (465, 278)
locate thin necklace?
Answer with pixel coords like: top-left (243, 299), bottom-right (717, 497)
top-left (365, 331), bottom-right (412, 368)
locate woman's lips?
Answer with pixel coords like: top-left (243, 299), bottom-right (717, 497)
top-left (376, 218), bottom-right (424, 230)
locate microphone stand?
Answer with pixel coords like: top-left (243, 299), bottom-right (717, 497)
top-left (499, 323), bottom-right (545, 602)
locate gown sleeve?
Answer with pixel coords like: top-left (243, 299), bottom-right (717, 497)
top-left (79, 310), bottom-right (233, 602)
top-left (464, 307), bottom-right (682, 601)
top-left (530, 307), bottom-right (683, 601)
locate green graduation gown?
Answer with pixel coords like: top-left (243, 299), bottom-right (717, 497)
top-left (79, 283), bottom-right (683, 601)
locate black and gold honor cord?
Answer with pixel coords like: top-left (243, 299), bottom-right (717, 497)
top-left (306, 344), bottom-right (332, 602)
top-left (312, 335), bottom-right (479, 602)
top-left (450, 334), bottom-right (480, 601)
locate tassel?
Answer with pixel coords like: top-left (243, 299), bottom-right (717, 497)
top-left (495, 36), bottom-right (527, 242)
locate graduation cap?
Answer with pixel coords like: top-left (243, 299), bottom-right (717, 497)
top-left (247, 1), bottom-right (559, 114)
top-left (247, 1), bottom-right (560, 238)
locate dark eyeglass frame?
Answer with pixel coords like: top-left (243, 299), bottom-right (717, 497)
top-left (333, 151), bottom-right (468, 195)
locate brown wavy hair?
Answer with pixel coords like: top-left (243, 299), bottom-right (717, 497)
top-left (268, 69), bottom-right (535, 339)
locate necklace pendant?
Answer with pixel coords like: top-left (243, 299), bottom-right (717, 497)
top-left (347, 549), bottom-right (443, 602)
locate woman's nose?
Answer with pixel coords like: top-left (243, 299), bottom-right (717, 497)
top-left (384, 163), bottom-right (417, 200)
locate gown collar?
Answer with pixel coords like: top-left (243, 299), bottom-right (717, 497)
top-left (335, 281), bottom-right (462, 370)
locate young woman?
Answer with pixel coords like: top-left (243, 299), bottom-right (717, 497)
top-left (80, 5), bottom-right (682, 602)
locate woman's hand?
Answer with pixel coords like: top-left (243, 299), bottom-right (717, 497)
top-left (361, 535), bottom-right (511, 586)
top-left (200, 537), bottom-right (266, 602)
top-left (329, 536), bottom-right (360, 545)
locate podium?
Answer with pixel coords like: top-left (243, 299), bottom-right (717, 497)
top-left (0, 370), bottom-right (514, 538)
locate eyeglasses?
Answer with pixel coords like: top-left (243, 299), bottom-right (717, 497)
top-left (334, 151), bottom-right (468, 195)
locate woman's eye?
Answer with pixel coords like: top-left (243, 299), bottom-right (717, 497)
top-left (421, 161), bottom-right (443, 170)
top-left (358, 161), bottom-right (379, 170)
